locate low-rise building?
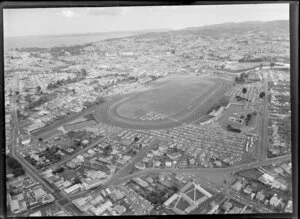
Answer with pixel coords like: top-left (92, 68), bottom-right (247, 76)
top-left (165, 161), bottom-right (172, 167)
top-left (284, 200), bottom-right (292, 213)
top-left (222, 201), bottom-right (233, 211)
top-left (243, 186), bottom-right (252, 195)
top-left (132, 177), bottom-right (149, 188)
top-left (135, 162), bottom-right (146, 170)
top-left (231, 180), bottom-right (243, 191)
top-left (167, 152), bottom-right (181, 160)
top-left (269, 194), bottom-right (281, 208)
top-left (114, 205), bottom-right (126, 215)
top-left (64, 184), bottom-right (82, 194)
top-left (93, 200), bottom-right (112, 216)
top-left (153, 160), bottom-right (161, 167)
top-left (255, 190), bottom-right (265, 202)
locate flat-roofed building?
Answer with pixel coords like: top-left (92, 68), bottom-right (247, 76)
top-left (30, 211), bottom-right (42, 217)
top-left (64, 184), bottom-right (81, 194)
top-left (284, 200), bottom-right (292, 213)
top-left (114, 205), bottom-right (126, 215)
top-left (10, 199), bottom-right (20, 214)
top-left (93, 200), bottom-right (112, 216)
top-left (33, 187), bottom-right (47, 200)
top-left (164, 194), bottom-right (180, 207)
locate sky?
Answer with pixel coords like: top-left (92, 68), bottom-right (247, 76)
top-left (3, 3), bottom-right (289, 37)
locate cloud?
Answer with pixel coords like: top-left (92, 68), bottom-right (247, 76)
top-left (87, 7), bottom-right (129, 16)
top-left (61, 9), bottom-right (77, 18)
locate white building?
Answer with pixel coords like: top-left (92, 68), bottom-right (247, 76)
top-left (10, 199), bottom-right (20, 214)
top-left (269, 194), bottom-right (281, 207)
top-left (64, 184), bottom-right (82, 194)
top-left (93, 201), bottom-right (113, 216)
top-left (165, 161), bottom-right (172, 167)
top-left (284, 200), bottom-right (293, 213)
top-left (164, 194), bottom-right (179, 207)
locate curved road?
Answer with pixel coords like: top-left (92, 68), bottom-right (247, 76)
top-left (67, 154), bottom-right (291, 199)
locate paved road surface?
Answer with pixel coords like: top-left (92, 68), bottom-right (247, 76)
top-left (256, 71), bottom-right (269, 161)
top-left (8, 73), bottom-right (80, 216)
top-left (68, 154), bottom-right (290, 200)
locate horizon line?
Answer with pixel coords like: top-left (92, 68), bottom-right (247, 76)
top-left (4, 19), bottom-right (288, 38)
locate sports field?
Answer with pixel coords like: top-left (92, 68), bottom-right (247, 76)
top-left (116, 76), bottom-right (216, 119)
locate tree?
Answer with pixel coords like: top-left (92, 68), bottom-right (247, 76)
top-left (245, 113), bottom-right (252, 125)
top-left (25, 93), bottom-right (31, 102)
top-left (259, 92), bottom-right (266, 98)
top-left (270, 62), bottom-right (275, 68)
top-left (81, 69), bottom-right (87, 76)
top-left (96, 96), bottom-right (105, 104)
top-left (227, 125), bottom-right (241, 133)
top-left (242, 87), bottom-right (247, 94)
top-left (16, 110), bottom-right (22, 119)
top-left (47, 83), bottom-right (53, 89)
top-left (38, 137), bottom-right (43, 142)
top-left (134, 137), bottom-right (139, 142)
top-left (36, 86), bottom-right (41, 93)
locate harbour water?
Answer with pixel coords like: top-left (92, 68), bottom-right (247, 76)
top-left (4, 32), bottom-right (138, 52)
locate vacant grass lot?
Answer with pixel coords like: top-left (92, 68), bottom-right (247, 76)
top-left (117, 76), bottom-right (215, 119)
top-left (38, 128), bottom-right (63, 141)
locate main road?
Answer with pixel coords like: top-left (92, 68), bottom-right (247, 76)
top-left (67, 153), bottom-right (290, 199)
top-left (9, 73), bottom-right (82, 216)
top-left (256, 70), bottom-right (269, 161)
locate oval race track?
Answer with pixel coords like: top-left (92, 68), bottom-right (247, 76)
top-left (93, 77), bottom-right (231, 130)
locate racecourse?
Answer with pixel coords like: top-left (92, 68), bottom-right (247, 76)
top-left (94, 75), bottom-right (232, 129)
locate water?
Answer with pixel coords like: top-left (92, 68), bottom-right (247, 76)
top-left (4, 32), bottom-right (138, 53)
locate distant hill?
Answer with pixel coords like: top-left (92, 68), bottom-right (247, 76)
top-left (178, 20), bottom-right (289, 34)
top-left (130, 20), bottom-right (289, 41)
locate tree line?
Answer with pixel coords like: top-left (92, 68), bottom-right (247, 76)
top-left (47, 69), bottom-right (86, 90)
top-left (6, 155), bottom-right (25, 178)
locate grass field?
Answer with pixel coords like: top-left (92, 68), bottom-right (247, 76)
top-left (116, 76), bottom-right (215, 119)
top-left (38, 128), bottom-right (63, 141)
